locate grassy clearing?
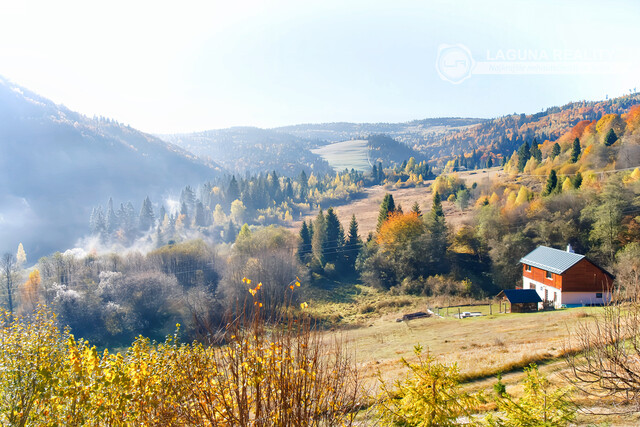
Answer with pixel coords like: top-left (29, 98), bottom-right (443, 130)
top-left (311, 139), bottom-right (371, 172)
top-left (305, 282), bottom-right (640, 424)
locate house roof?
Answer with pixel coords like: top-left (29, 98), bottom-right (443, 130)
top-left (519, 246), bottom-right (584, 275)
top-left (498, 289), bottom-right (542, 304)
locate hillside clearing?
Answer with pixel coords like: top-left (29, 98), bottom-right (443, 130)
top-left (311, 139), bottom-right (371, 172)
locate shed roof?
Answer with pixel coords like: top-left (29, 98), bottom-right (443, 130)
top-left (520, 246), bottom-right (584, 275)
top-left (498, 289), bottom-right (542, 304)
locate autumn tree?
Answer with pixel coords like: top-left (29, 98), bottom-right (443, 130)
top-left (19, 270), bottom-right (41, 314)
top-left (1, 253), bottom-right (16, 315)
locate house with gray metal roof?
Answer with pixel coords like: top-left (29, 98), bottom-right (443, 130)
top-left (520, 245), bottom-right (614, 308)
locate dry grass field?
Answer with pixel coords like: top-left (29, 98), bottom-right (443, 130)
top-left (305, 283), bottom-right (640, 425)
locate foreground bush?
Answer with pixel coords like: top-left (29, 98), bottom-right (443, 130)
top-left (0, 285), bottom-right (361, 426)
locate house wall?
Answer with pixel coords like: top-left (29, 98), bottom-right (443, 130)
top-left (523, 277), bottom-right (611, 308)
top-left (562, 291), bottom-right (611, 306)
top-left (522, 265), bottom-right (562, 290)
top-left (522, 278), bottom-right (562, 308)
top-left (562, 259), bottom-right (614, 292)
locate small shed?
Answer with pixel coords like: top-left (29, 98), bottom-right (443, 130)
top-left (497, 289), bottom-right (542, 313)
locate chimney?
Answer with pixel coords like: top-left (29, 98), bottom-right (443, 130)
top-left (567, 244), bottom-right (574, 253)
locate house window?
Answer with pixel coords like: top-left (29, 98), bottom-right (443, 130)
top-left (596, 292), bottom-right (603, 299)
top-left (545, 271), bottom-right (552, 280)
top-left (525, 264), bottom-right (531, 272)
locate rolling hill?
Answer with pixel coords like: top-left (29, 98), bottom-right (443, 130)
top-left (0, 77), bottom-right (222, 259)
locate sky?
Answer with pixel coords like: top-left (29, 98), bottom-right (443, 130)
top-left (0, 0), bottom-right (639, 133)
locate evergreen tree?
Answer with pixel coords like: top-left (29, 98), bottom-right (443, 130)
top-left (530, 139), bottom-right (542, 162)
top-left (570, 138), bottom-right (581, 163)
top-left (139, 196), bottom-right (155, 231)
top-left (543, 170), bottom-right (558, 196)
top-left (411, 202), bottom-right (422, 217)
top-left (572, 171), bottom-right (583, 189)
top-left (372, 164), bottom-right (378, 183)
top-left (324, 208), bottom-right (342, 264)
top-left (487, 157), bottom-right (493, 168)
top-left (105, 197), bottom-right (118, 234)
top-left (227, 176), bottom-right (240, 203)
top-left (396, 204), bottom-right (403, 214)
top-left (180, 186), bottom-right (196, 215)
top-left (517, 141), bottom-right (531, 172)
top-left (377, 194), bottom-right (396, 232)
top-left (298, 170), bottom-right (308, 198)
top-left (298, 221), bottom-right (312, 262)
top-left (377, 162), bottom-right (384, 182)
top-left (430, 192), bottom-right (444, 220)
top-left (424, 192), bottom-right (448, 274)
top-left (605, 128), bottom-right (618, 146)
top-left (311, 209), bottom-right (327, 265)
top-left (550, 142), bottom-right (561, 159)
top-left (90, 207), bottom-right (106, 235)
top-left (194, 201), bottom-right (206, 227)
top-left (344, 215), bottom-right (361, 272)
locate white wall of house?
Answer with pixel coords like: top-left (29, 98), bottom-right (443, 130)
top-left (522, 278), bottom-right (561, 308)
top-left (562, 291), bottom-right (611, 306)
top-left (523, 277), bottom-right (611, 307)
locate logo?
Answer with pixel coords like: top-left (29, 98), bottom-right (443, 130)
top-left (436, 44), bottom-right (474, 84)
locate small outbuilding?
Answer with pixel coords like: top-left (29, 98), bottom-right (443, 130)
top-left (497, 289), bottom-right (542, 313)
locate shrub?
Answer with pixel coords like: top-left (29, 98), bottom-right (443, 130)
top-left (377, 344), bottom-right (483, 426)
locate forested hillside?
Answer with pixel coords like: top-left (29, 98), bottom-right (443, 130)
top-left (0, 77), bottom-right (222, 259)
top-left (426, 93), bottom-right (640, 167)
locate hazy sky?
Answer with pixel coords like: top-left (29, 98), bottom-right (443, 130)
top-left (1, 0), bottom-right (638, 133)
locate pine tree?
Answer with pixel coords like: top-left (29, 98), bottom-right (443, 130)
top-left (530, 139), bottom-right (542, 162)
top-left (298, 221), bottom-right (312, 262)
top-left (227, 176), bottom-right (240, 203)
top-left (543, 169), bottom-right (558, 196)
top-left (298, 170), bottom-right (308, 198)
top-left (194, 201), bottom-right (206, 227)
top-left (324, 208), bottom-right (342, 264)
top-left (311, 209), bottom-right (327, 265)
top-left (180, 186), bottom-right (196, 215)
top-left (570, 138), bottom-right (581, 163)
top-left (550, 142), bottom-right (561, 159)
top-left (139, 196), bottom-right (155, 231)
top-left (372, 164), bottom-right (378, 183)
top-left (105, 197), bottom-right (118, 234)
top-left (605, 128), bottom-right (618, 146)
top-left (377, 162), bottom-right (384, 182)
top-left (572, 171), bottom-right (583, 189)
top-left (411, 202), bottom-right (422, 217)
top-left (517, 141), bottom-right (531, 172)
top-left (90, 207), bottom-right (106, 235)
top-left (425, 192), bottom-right (448, 273)
top-left (377, 194), bottom-right (396, 231)
top-left (344, 215), bottom-right (361, 272)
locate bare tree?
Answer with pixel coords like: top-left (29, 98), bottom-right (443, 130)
top-left (565, 294), bottom-right (640, 412)
top-left (1, 253), bottom-right (16, 315)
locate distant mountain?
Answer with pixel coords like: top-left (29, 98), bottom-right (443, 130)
top-left (0, 77), bottom-right (222, 259)
top-left (160, 118), bottom-right (483, 176)
top-left (159, 127), bottom-right (334, 177)
top-left (273, 118), bottom-right (485, 145)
